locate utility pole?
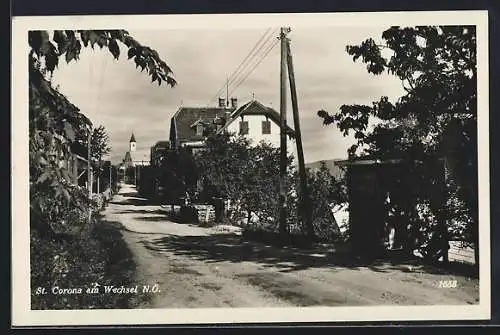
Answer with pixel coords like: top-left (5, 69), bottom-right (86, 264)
top-left (286, 37), bottom-right (314, 240)
top-left (226, 76), bottom-right (229, 107)
top-left (97, 158), bottom-right (100, 194)
top-left (109, 162), bottom-right (112, 193)
top-left (279, 27), bottom-right (290, 239)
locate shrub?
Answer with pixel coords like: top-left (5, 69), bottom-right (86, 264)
top-left (30, 226), bottom-right (106, 309)
top-left (30, 201), bottom-right (138, 310)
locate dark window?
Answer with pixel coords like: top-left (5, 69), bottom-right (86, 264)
top-left (262, 120), bottom-right (271, 134)
top-left (239, 121), bottom-right (249, 135)
top-left (196, 123), bottom-right (204, 136)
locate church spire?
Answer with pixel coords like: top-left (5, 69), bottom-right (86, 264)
top-left (129, 133), bottom-right (137, 152)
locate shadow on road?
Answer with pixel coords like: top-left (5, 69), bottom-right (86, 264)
top-left (116, 209), bottom-right (168, 215)
top-left (104, 189), bottom-right (478, 278)
top-left (117, 192), bottom-right (141, 198)
top-left (135, 216), bottom-right (174, 222)
top-left (137, 232), bottom-right (476, 277)
top-left (109, 197), bottom-right (151, 207)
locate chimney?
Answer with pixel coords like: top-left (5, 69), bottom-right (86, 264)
top-left (218, 97), bottom-right (226, 108)
top-left (230, 97), bottom-right (238, 108)
top-left (222, 109), bottom-right (232, 128)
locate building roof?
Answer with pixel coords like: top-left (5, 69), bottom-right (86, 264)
top-left (170, 107), bottom-right (235, 143)
top-left (130, 133), bottom-right (136, 143)
top-left (170, 100), bottom-right (297, 144)
top-left (218, 100), bottom-right (296, 138)
top-left (124, 151), bottom-right (133, 163)
top-left (152, 140), bottom-right (170, 148)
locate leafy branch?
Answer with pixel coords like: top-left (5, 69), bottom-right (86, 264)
top-left (29, 30), bottom-right (177, 87)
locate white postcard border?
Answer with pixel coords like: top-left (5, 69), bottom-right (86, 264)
top-left (11, 10), bottom-right (491, 326)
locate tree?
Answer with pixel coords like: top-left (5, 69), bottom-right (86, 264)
top-left (194, 133), bottom-right (295, 231)
top-left (90, 125), bottom-right (111, 164)
top-left (195, 134), bottom-right (252, 203)
top-left (29, 30), bottom-right (176, 85)
top-left (318, 26), bottom-right (475, 157)
top-left (89, 125), bottom-right (111, 192)
top-left (29, 29), bottom-right (176, 235)
top-left (317, 26), bottom-right (478, 263)
top-left (290, 162), bottom-right (346, 241)
top-left (29, 30), bottom-right (178, 309)
top-left (159, 146), bottom-right (199, 203)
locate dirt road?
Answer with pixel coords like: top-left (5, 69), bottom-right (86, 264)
top-left (102, 184), bottom-right (479, 308)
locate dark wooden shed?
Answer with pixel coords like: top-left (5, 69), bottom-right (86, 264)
top-left (335, 158), bottom-right (447, 259)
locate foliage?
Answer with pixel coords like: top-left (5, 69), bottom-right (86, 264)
top-left (318, 26), bottom-right (476, 160)
top-left (285, 162), bottom-right (347, 242)
top-left (193, 134), bottom-right (346, 243)
top-left (31, 216), bottom-right (137, 309)
top-left (29, 29), bottom-right (176, 308)
top-left (89, 125), bottom-right (112, 191)
top-left (317, 26), bottom-right (478, 261)
top-left (29, 30), bottom-right (176, 86)
top-left (30, 29), bottom-right (176, 227)
top-left (195, 134), bottom-right (253, 202)
top-left (308, 162), bottom-right (348, 206)
top-left (158, 146), bottom-right (199, 203)
top-left (307, 162), bottom-right (347, 241)
top-left (156, 133), bottom-right (348, 245)
top-left (195, 134), bottom-right (289, 229)
top-left (90, 125), bottom-right (111, 163)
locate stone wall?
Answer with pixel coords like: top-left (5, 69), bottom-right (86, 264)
top-left (193, 204), bottom-right (216, 225)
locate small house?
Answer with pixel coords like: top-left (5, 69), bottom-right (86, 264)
top-left (169, 98), bottom-right (296, 154)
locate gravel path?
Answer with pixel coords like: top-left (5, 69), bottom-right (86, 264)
top-left (101, 184), bottom-right (479, 308)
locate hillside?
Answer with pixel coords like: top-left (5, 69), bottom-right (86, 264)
top-left (305, 159), bottom-right (345, 179)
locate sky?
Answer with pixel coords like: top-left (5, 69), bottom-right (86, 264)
top-left (51, 27), bottom-right (405, 164)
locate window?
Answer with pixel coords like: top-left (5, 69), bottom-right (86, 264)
top-left (239, 121), bottom-right (249, 135)
top-left (262, 120), bottom-right (271, 134)
top-left (196, 123), bottom-right (204, 136)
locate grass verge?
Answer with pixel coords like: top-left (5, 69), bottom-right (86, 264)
top-left (30, 213), bottom-right (138, 310)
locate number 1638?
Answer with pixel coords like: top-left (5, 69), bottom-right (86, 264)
top-left (439, 280), bottom-right (457, 288)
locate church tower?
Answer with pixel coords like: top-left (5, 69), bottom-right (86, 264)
top-left (129, 133), bottom-right (137, 152)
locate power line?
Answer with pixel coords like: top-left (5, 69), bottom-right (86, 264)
top-left (229, 37), bottom-right (278, 96)
top-left (227, 28), bottom-right (276, 88)
top-left (208, 28), bottom-right (273, 104)
top-left (207, 28), bottom-right (277, 105)
top-left (229, 28), bottom-right (279, 87)
top-left (227, 28), bottom-right (273, 86)
top-left (227, 28), bottom-right (279, 93)
top-left (228, 37), bottom-right (280, 98)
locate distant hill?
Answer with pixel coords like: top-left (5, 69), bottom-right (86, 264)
top-left (305, 159), bottom-right (345, 179)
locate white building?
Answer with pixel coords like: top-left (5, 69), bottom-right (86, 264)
top-left (169, 98), bottom-right (297, 159)
top-left (220, 99), bottom-right (296, 155)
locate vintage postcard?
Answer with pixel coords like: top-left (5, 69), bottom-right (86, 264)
top-left (12, 10), bottom-right (490, 326)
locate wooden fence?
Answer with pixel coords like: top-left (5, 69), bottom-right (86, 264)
top-left (448, 241), bottom-right (475, 265)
